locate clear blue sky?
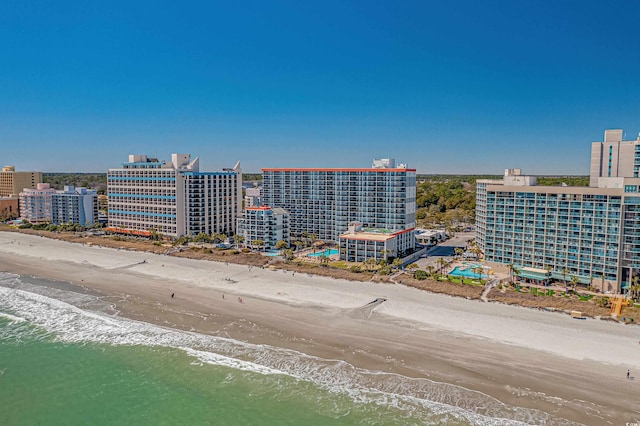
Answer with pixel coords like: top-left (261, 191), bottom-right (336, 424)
top-left (2, 0), bottom-right (639, 174)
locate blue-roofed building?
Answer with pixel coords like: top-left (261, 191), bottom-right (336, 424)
top-left (107, 154), bottom-right (242, 238)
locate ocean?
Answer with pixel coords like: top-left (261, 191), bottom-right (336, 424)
top-left (0, 272), bottom-right (565, 425)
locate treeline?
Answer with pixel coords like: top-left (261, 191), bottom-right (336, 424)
top-left (44, 173), bottom-right (107, 194)
top-left (243, 173), bottom-right (262, 181)
top-left (536, 176), bottom-right (589, 186)
top-left (415, 175), bottom-right (499, 229)
top-left (414, 175), bottom-right (589, 229)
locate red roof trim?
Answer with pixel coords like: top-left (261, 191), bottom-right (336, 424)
top-left (391, 227), bottom-right (415, 236)
top-left (261, 168), bottom-right (416, 172)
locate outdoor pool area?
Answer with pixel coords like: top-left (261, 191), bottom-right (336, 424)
top-left (449, 265), bottom-right (489, 279)
top-left (307, 249), bottom-right (339, 257)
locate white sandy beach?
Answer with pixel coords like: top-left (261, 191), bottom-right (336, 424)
top-left (1, 231), bottom-right (640, 424)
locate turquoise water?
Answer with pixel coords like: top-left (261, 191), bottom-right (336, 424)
top-left (307, 249), bottom-right (339, 257)
top-left (449, 266), bottom-right (488, 279)
top-left (0, 272), bottom-right (556, 425)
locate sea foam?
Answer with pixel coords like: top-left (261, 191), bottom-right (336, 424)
top-left (0, 276), bottom-right (576, 426)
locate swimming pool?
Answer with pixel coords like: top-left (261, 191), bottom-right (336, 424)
top-left (307, 249), bottom-right (339, 257)
top-left (449, 266), bottom-right (488, 279)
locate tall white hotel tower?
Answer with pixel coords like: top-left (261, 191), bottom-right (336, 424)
top-left (107, 154), bottom-right (242, 238)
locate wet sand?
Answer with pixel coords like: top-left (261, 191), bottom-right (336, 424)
top-left (1, 232), bottom-right (640, 424)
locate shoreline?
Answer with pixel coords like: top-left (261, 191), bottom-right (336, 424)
top-left (2, 231), bottom-right (640, 424)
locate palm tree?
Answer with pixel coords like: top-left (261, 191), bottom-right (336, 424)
top-left (282, 248), bottom-right (295, 263)
top-left (275, 240), bottom-right (288, 250)
top-left (507, 263), bottom-right (515, 285)
top-left (512, 265), bottom-right (520, 287)
top-left (570, 275), bottom-right (579, 293)
top-left (426, 265), bottom-right (436, 279)
top-left (630, 274), bottom-right (640, 301)
top-left (562, 267), bottom-right (569, 288)
top-left (251, 239), bottom-right (265, 251)
top-left (364, 257), bottom-right (377, 272)
top-left (454, 247), bottom-right (464, 259)
top-left (472, 266), bottom-right (484, 281)
top-left (234, 234), bottom-right (245, 248)
top-left (392, 258), bottom-right (403, 271)
top-left (436, 258), bottom-right (447, 274)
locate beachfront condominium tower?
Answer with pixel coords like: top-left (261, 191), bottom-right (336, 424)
top-left (107, 154), bottom-right (242, 238)
top-left (236, 206), bottom-right (290, 250)
top-left (0, 166), bottom-right (42, 197)
top-left (476, 130), bottom-right (640, 293)
top-left (262, 159), bottom-right (416, 243)
top-left (19, 184), bottom-right (98, 225)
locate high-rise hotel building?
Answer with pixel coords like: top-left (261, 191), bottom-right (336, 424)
top-left (476, 130), bottom-right (640, 293)
top-left (0, 165), bottom-right (42, 197)
top-left (262, 159), bottom-right (416, 244)
top-left (107, 154), bottom-right (242, 238)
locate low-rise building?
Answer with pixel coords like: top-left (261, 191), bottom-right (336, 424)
top-left (0, 197), bottom-right (19, 220)
top-left (414, 229), bottom-right (447, 245)
top-left (19, 183), bottom-right (98, 225)
top-left (245, 187), bottom-right (262, 207)
top-left (19, 183), bottom-right (56, 224)
top-left (338, 221), bottom-right (415, 262)
top-left (236, 205), bottom-right (290, 250)
top-left (52, 186), bottom-right (98, 226)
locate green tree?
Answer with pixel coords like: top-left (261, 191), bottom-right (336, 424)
top-left (414, 270), bottom-right (428, 280)
top-left (392, 258), bottom-right (403, 270)
top-left (275, 240), bottom-right (288, 250)
top-left (426, 265), bottom-right (436, 278)
top-left (251, 239), bottom-right (265, 251)
top-left (570, 275), bottom-right (579, 292)
top-left (282, 248), bottom-right (295, 262)
top-left (193, 232), bottom-right (211, 244)
top-left (232, 234), bottom-right (244, 248)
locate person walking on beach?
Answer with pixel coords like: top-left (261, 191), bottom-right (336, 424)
top-left (628, 369), bottom-right (631, 379)
top-left (171, 292), bottom-right (175, 299)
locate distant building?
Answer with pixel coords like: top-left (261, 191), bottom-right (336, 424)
top-left (590, 129), bottom-right (640, 186)
top-left (52, 186), bottom-right (98, 226)
top-left (107, 154), bottom-right (242, 238)
top-left (339, 221), bottom-right (415, 262)
top-left (414, 229), bottom-right (447, 246)
top-left (0, 197), bottom-right (19, 220)
top-left (236, 205), bottom-right (290, 250)
top-left (19, 183), bottom-right (56, 224)
top-left (245, 187), bottom-right (262, 207)
top-left (262, 158), bottom-right (416, 244)
top-left (19, 183), bottom-right (97, 225)
top-left (0, 165), bottom-right (42, 197)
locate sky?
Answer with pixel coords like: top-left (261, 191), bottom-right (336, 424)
top-left (1, 0), bottom-right (640, 174)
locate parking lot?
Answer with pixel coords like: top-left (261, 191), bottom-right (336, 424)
top-left (413, 232), bottom-right (475, 270)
